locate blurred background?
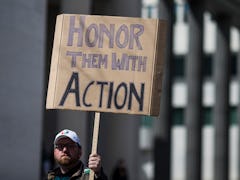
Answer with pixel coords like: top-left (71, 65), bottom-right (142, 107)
top-left (0, 0), bottom-right (239, 179)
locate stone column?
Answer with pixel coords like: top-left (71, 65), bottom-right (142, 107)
top-left (237, 31), bottom-right (240, 180)
top-left (154, 0), bottom-right (173, 179)
top-left (91, 0), bottom-right (142, 179)
top-left (185, 1), bottom-right (203, 180)
top-left (60, 0), bottom-right (91, 14)
top-left (213, 15), bottom-right (230, 180)
top-left (56, 0), bottom-right (92, 163)
top-left (0, 0), bottom-right (46, 179)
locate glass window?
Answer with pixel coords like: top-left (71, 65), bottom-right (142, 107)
top-left (172, 108), bottom-right (184, 125)
top-left (172, 107), bottom-right (237, 126)
top-left (173, 55), bottom-right (185, 78)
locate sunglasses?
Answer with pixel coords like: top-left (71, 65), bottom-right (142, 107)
top-left (54, 143), bottom-right (78, 151)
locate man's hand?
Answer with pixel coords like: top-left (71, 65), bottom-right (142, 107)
top-left (88, 153), bottom-right (102, 174)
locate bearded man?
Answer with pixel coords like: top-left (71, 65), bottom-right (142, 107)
top-left (47, 129), bottom-right (108, 180)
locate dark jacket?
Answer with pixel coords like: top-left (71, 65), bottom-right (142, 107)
top-left (47, 161), bottom-right (108, 180)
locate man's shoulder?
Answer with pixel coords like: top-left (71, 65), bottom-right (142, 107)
top-left (47, 169), bottom-right (89, 180)
top-left (46, 162), bottom-right (88, 180)
top-left (46, 167), bottom-right (61, 179)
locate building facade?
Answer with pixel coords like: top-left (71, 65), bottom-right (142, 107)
top-left (0, 0), bottom-right (239, 180)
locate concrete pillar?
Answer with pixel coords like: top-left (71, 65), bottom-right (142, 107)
top-left (60, 0), bottom-right (91, 14)
top-left (154, 0), bottom-right (173, 180)
top-left (237, 31), bottom-right (240, 180)
top-left (91, 0), bottom-right (141, 17)
top-left (42, 1), bottom-right (93, 175)
top-left (0, 0), bottom-right (46, 179)
top-left (185, 1), bottom-right (203, 180)
top-left (213, 15), bottom-right (230, 180)
top-left (91, 0), bottom-right (142, 179)
top-left (56, 0), bottom-right (92, 163)
top-left (99, 113), bottom-right (141, 180)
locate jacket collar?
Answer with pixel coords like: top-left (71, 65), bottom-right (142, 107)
top-left (48, 161), bottom-right (84, 179)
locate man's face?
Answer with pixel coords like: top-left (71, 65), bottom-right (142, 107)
top-left (54, 137), bottom-right (82, 167)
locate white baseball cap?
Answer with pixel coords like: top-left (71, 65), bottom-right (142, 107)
top-left (54, 129), bottom-right (81, 147)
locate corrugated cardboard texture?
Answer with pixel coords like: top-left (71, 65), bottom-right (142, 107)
top-left (46, 14), bottom-right (167, 116)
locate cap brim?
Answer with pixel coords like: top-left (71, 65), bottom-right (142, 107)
top-left (54, 135), bottom-right (74, 144)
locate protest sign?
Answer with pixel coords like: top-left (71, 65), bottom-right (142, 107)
top-left (46, 14), bottom-right (167, 116)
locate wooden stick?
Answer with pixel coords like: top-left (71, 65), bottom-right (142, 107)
top-left (89, 112), bottom-right (100, 180)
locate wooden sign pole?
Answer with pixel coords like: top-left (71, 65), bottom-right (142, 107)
top-left (89, 112), bottom-right (100, 180)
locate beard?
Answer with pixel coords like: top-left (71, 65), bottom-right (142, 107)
top-left (56, 154), bottom-right (79, 167)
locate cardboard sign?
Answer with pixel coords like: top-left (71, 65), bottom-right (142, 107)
top-left (46, 14), bottom-right (167, 116)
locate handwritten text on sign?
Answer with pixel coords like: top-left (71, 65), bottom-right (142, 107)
top-left (46, 14), bottom-right (166, 115)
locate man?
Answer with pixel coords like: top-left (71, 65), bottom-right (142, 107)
top-left (47, 129), bottom-right (108, 180)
